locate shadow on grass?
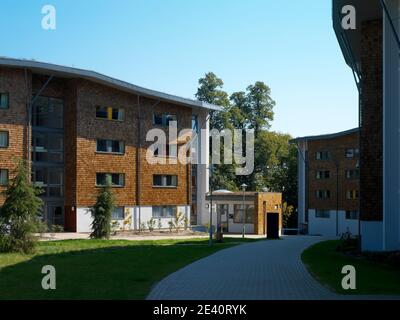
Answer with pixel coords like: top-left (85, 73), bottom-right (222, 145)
top-left (0, 238), bottom-right (260, 300)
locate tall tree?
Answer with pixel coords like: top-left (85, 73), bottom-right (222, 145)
top-left (245, 82), bottom-right (275, 137)
top-left (0, 159), bottom-right (43, 253)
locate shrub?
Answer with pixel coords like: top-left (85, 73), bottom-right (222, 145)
top-left (0, 159), bottom-right (43, 253)
top-left (157, 218), bottom-right (162, 230)
top-left (111, 221), bottom-right (120, 235)
top-left (90, 183), bottom-right (115, 239)
top-left (147, 218), bottom-right (156, 232)
top-left (50, 225), bottom-right (64, 233)
top-left (168, 220), bottom-right (173, 233)
top-left (183, 216), bottom-right (189, 231)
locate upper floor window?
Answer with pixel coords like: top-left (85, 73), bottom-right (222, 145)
top-left (32, 167), bottom-right (63, 197)
top-left (345, 148), bottom-right (359, 159)
top-left (346, 190), bottom-right (359, 200)
top-left (153, 175), bottom-right (178, 187)
top-left (346, 211), bottom-right (359, 220)
top-left (345, 169), bottom-right (360, 180)
top-left (316, 151), bottom-right (330, 160)
top-left (154, 144), bottom-right (177, 158)
top-left (32, 132), bottom-right (64, 163)
top-left (96, 106), bottom-right (125, 121)
top-left (153, 113), bottom-right (177, 127)
top-left (316, 190), bottom-right (330, 199)
top-left (96, 139), bottom-right (125, 154)
top-left (315, 209), bottom-right (330, 219)
top-left (0, 93), bottom-right (9, 109)
top-left (32, 97), bottom-right (64, 129)
top-left (96, 173), bottom-right (125, 187)
top-left (0, 131), bottom-right (9, 148)
top-left (316, 170), bottom-right (330, 180)
top-left (0, 169), bottom-right (8, 186)
top-left (112, 207), bottom-right (125, 220)
top-left (152, 205), bottom-right (177, 218)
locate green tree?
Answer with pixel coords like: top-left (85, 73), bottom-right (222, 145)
top-left (245, 82), bottom-right (275, 137)
top-left (90, 183), bottom-right (115, 239)
top-left (0, 159), bottom-right (43, 253)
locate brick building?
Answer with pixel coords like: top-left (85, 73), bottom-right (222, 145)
top-left (291, 129), bottom-right (360, 237)
top-left (205, 191), bottom-right (282, 237)
top-left (0, 57), bottom-right (218, 232)
top-left (333, 0), bottom-right (400, 251)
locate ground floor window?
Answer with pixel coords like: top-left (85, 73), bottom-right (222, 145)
top-left (233, 205), bottom-right (254, 223)
top-left (345, 210), bottom-right (359, 220)
top-left (0, 169), bottom-right (8, 185)
top-left (152, 205), bottom-right (177, 218)
top-left (315, 210), bottom-right (330, 219)
top-left (112, 207), bottom-right (125, 220)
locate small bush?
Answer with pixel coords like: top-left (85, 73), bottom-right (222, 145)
top-left (364, 251), bottom-right (400, 269)
top-left (90, 184), bottom-right (115, 240)
top-left (50, 225), bottom-right (64, 233)
top-left (147, 218), bottom-right (156, 232)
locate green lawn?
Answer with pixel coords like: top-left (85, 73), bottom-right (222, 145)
top-left (0, 237), bottom-right (258, 300)
top-left (302, 240), bottom-right (400, 295)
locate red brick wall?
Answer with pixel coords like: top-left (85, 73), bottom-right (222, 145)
top-left (307, 131), bottom-right (359, 212)
top-left (0, 68), bottom-right (29, 204)
top-left (360, 19), bottom-right (383, 221)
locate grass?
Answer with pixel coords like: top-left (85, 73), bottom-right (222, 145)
top-left (302, 240), bottom-right (400, 295)
top-left (0, 237), bottom-right (259, 300)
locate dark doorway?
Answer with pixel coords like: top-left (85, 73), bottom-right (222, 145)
top-left (266, 212), bottom-right (279, 239)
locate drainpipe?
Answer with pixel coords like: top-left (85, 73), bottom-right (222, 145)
top-left (137, 95), bottom-right (142, 232)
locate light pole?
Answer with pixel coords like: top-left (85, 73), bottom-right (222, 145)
top-left (241, 183), bottom-right (247, 238)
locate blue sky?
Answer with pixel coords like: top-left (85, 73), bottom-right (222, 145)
top-left (1, 0), bottom-right (358, 137)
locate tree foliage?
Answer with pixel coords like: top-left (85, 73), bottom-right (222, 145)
top-left (0, 159), bottom-right (43, 253)
top-left (90, 184), bottom-right (115, 239)
top-left (195, 72), bottom-right (298, 213)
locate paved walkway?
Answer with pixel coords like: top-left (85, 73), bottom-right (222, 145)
top-left (148, 236), bottom-right (339, 300)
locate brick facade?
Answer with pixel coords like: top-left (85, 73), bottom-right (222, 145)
top-left (0, 66), bottom-right (198, 231)
top-left (359, 19), bottom-right (383, 221)
top-left (307, 131), bottom-right (359, 212)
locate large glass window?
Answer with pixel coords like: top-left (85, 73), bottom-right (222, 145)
top-left (316, 151), bottom-right (331, 160)
top-left (32, 97), bottom-right (64, 129)
top-left (346, 190), bottom-right (359, 200)
top-left (316, 190), bottom-right (330, 199)
top-left (153, 175), bottom-right (178, 187)
top-left (96, 139), bottom-right (125, 154)
top-left (316, 171), bottom-right (330, 180)
top-left (96, 173), bottom-right (125, 187)
top-left (0, 169), bottom-right (8, 185)
top-left (346, 211), bottom-right (359, 220)
top-left (345, 169), bottom-right (360, 179)
top-left (32, 167), bottom-right (63, 197)
top-left (32, 132), bottom-right (64, 163)
top-left (233, 204), bottom-right (254, 224)
top-left (0, 131), bottom-right (8, 147)
top-left (0, 93), bottom-right (9, 109)
top-left (152, 206), bottom-right (177, 218)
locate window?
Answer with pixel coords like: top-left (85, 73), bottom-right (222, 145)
top-left (0, 131), bottom-right (8, 147)
top-left (154, 144), bottom-right (177, 158)
top-left (96, 139), bottom-right (125, 154)
top-left (152, 205), bottom-right (177, 218)
top-left (32, 132), bottom-right (64, 163)
top-left (32, 167), bottom-right (63, 197)
top-left (0, 169), bottom-right (8, 186)
top-left (217, 204), bottom-right (229, 218)
top-left (153, 113), bottom-right (177, 127)
top-left (345, 148), bottom-right (359, 159)
top-left (345, 211), bottom-right (359, 220)
top-left (316, 171), bottom-right (330, 180)
top-left (316, 151), bottom-right (330, 160)
top-left (346, 190), bottom-right (359, 200)
top-left (96, 173), bottom-right (125, 187)
top-left (315, 210), bottom-right (330, 219)
top-left (112, 207), bottom-right (125, 220)
top-left (32, 97), bottom-right (64, 129)
top-left (96, 106), bottom-right (124, 121)
top-left (316, 190), bottom-right (330, 199)
top-left (345, 169), bottom-right (360, 180)
top-left (153, 175), bottom-right (178, 187)
top-left (233, 205), bottom-right (254, 223)
top-left (0, 93), bottom-right (9, 109)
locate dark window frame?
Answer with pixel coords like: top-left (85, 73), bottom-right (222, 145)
top-left (153, 174), bottom-right (178, 188)
top-left (0, 169), bottom-right (9, 186)
top-left (0, 131), bottom-right (9, 148)
top-left (96, 139), bottom-right (125, 154)
top-left (96, 173), bottom-right (125, 187)
top-left (0, 92), bottom-right (9, 110)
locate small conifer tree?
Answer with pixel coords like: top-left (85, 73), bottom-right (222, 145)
top-left (90, 183), bottom-right (115, 239)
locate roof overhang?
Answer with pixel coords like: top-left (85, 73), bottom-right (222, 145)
top-left (290, 127), bottom-right (359, 144)
top-left (0, 57), bottom-right (222, 112)
top-left (333, 0), bottom-right (382, 69)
